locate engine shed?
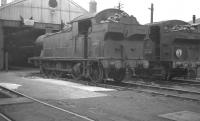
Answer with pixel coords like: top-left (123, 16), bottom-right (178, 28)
top-left (0, 0), bottom-right (87, 70)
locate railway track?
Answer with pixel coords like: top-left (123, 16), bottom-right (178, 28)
top-left (93, 79), bottom-right (200, 102)
top-left (0, 86), bottom-right (95, 121)
top-left (124, 81), bottom-right (200, 101)
top-left (172, 78), bottom-right (200, 86)
top-left (0, 113), bottom-right (12, 121)
top-left (28, 72), bottom-right (200, 102)
top-left (25, 71), bottom-right (200, 103)
top-left (53, 76), bottom-right (200, 102)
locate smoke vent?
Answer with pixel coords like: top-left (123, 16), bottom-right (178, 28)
top-left (89, 0), bottom-right (97, 13)
top-left (1, 0), bottom-right (7, 6)
top-left (193, 15), bottom-right (196, 24)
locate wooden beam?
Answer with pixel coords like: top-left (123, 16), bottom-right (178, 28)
top-left (0, 19), bottom-right (61, 30)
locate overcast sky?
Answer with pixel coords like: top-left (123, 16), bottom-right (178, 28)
top-left (73, 0), bottom-right (200, 24)
top-left (5, 0), bottom-right (200, 24)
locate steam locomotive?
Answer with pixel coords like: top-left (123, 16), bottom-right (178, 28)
top-left (30, 8), bottom-right (200, 82)
top-left (142, 20), bottom-right (200, 80)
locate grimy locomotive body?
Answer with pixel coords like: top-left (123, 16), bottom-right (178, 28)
top-left (142, 20), bottom-right (200, 80)
top-left (30, 9), bottom-right (200, 82)
top-left (31, 9), bottom-right (147, 82)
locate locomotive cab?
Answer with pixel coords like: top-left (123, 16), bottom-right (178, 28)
top-left (71, 9), bottom-right (146, 81)
top-left (78, 20), bottom-right (92, 35)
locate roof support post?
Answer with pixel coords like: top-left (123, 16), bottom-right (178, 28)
top-left (0, 22), bottom-right (4, 70)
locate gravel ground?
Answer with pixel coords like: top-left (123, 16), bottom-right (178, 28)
top-left (0, 102), bottom-right (90, 121)
top-left (0, 70), bottom-right (200, 121)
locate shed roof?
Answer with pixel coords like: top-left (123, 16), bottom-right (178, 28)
top-left (0, 0), bottom-right (88, 24)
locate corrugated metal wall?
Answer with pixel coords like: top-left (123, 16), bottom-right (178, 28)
top-left (0, 0), bottom-right (88, 24)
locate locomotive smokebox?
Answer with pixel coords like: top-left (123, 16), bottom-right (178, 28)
top-left (193, 15), bottom-right (196, 24)
top-left (89, 0), bottom-right (97, 13)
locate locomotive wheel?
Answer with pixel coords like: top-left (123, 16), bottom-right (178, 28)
top-left (88, 62), bottom-right (104, 83)
top-left (44, 70), bottom-right (51, 77)
top-left (40, 65), bottom-right (45, 74)
top-left (41, 67), bottom-right (48, 75)
top-left (50, 71), bottom-right (57, 78)
top-left (164, 71), bottom-right (172, 81)
top-left (113, 68), bottom-right (126, 83)
top-left (54, 71), bottom-right (64, 78)
top-left (72, 63), bottom-right (83, 80)
top-left (44, 70), bottom-right (53, 78)
top-left (188, 69), bottom-right (197, 79)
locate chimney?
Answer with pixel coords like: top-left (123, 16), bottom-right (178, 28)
top-left (193, 15), bottom-right (196, 24)
top-left (89, 0), bottom-right (97, 13)
top-left (1, 0), bottom-right (7, 6)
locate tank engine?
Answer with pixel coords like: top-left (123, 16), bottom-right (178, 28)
top-left (30, 9), bottom-right (146, 82)
top-left (141, 20), bottom-right (200, 79)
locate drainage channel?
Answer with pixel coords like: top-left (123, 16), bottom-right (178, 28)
top-left (0, 87), bottom-right (23, 121)
top-left (0, 87), bottom-right (22, 98)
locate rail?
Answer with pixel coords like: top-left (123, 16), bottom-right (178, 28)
top-left (0, 113), bottom-right (12, 121)
top-left (0, 85), bottom-right (95, 121)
